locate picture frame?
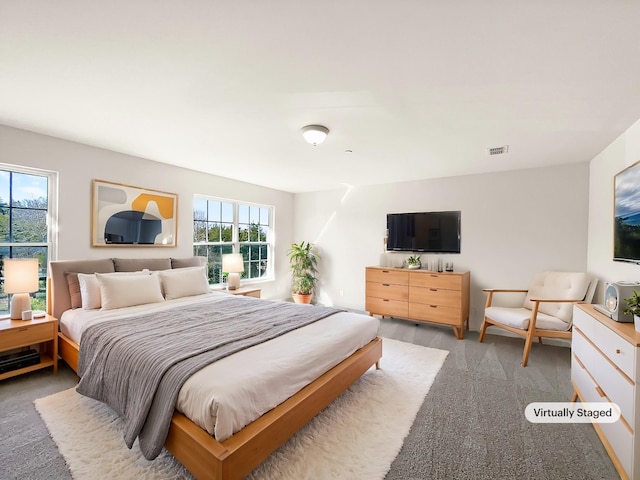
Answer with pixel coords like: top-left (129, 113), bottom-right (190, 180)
top-left (614, 160), bottom-right (640, 263)
top-left (92, 179), bottom-right (178, 247)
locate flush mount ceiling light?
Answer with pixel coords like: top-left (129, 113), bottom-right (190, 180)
top-left (301, 125), bottom-right (329, 146)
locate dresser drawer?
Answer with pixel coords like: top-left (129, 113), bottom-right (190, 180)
top-left (366, 281), bottom-right (408, 301)
top-left (573, 329), bottom-right (634, 423)
top-left (409, 272), bottom-right (461, 290)
top-left (591, 318), bottom-right (636, 379)
top-left (572, 355), bottom-right (634, 479)
top-left (408, 303), bottom-right (461, 325)
top-left (409, 286), bottom-right (461, 307)
top-left (366, 297), bottom-right (408, 318)
top-left (366, 268), bottom-right (409, 285)
top-left (573, 306), bottom-right (596, 338)
top-left (0, 322), bottom-right (53, 351)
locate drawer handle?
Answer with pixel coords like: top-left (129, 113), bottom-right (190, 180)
top-left (430, 305), bottom-right (438, 308)
top-left (383, 299), bottom-right (389, 302)
top-left (615, 349), bottom-right (621, 354)
top-left (382, 283), bottom-right (390, 286)
top-left (382, 270), bottom-right (390, 273)
top-left (430, 288), bottom-right (438, 291)
top-left (595, 386), bottom-right (606, 398)
top-left (430, 275), bottom-right (438, 277)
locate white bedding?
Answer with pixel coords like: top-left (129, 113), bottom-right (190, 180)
top-left (60, 292), bottom-right (380, 442)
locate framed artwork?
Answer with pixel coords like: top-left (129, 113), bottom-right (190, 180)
top-left (92, 179), bottom-right (178, 247)
top-left (614, 160), bottom-right (640, 263)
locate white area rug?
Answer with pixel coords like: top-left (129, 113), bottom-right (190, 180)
top-left (35, 338), bottom-right (448, 480)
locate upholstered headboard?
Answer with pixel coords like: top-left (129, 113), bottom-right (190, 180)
top-left (48, 257), bottom-right (206, 320)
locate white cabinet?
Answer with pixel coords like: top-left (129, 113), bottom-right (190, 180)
top-left (572, 304), bottom-right (640, 480)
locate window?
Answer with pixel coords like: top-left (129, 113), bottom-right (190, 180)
top-left (0, 166), bottom-right (58, 315)
top-left (193, 196), bottom-right (273, 285)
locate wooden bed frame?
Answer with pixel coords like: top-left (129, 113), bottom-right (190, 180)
top-left (49, 259), bottom-right (382, 480)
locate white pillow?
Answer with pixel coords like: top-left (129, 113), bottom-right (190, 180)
top-left (96, 272), bottom-right (164, 310)
top-left (78, 270), bottom-right (151, 310)
top-left (159, 266), bottom-right (210, 300)
top-left (78, 273), bottom-right (102, 310)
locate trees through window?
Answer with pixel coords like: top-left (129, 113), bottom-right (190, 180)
top-left (193, 196), bottom-right (273, 285)
top-left (0, 168), bottom-right (56, 315)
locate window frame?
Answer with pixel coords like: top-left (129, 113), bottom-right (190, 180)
top-left (0, 164), bottom-right (58, 316)
top-left (193, 194), bottom-right (274, 286)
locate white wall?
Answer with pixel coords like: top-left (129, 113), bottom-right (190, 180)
top-left (0, 125), bottom-right (294, 300)
top-left (293, 163), bottom-right (590, 330)
top-left (588, 118), bottom-right (640, 300)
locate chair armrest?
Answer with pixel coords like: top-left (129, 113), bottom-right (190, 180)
top-left (482, 288), bottom-right (528, 293)
top-left (528, 298), bottom-right (583, 303)
top-left (483, 288), bottom-right (529, 308)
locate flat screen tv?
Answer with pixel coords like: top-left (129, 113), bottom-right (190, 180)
top-left (614, 160), bottom-right (640, 263)
top-left (386, 211), bottom-right (461, 253)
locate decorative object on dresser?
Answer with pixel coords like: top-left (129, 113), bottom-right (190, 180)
top-left (478, 271), bottom-right (597, 367)
top-left (571, 304), bottom-right (640, 480)
top-left (4, 257), bottom-right (40, 320)
top-left (623, 289), bottom-right (640, 332)
top-left (405, 255), bottom-right (421, 270)
top-left (221, 253), bottom-right (244, 290)
top-left (287, 241), bottom-right (318, 304)
top-left (365, 266), bottom-right (470, 339)
top-left (0, 314), bottom-right (58, 380)
top-left (593, 281), bottom-right (640, 323)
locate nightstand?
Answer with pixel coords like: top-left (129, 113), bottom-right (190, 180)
top-left (0, 314), bottom-right (58, 381)
top-left (213, 286), bottom-right (261, 298)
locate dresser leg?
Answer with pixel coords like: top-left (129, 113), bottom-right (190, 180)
top-left (570, 391), bottom-right (578, 402)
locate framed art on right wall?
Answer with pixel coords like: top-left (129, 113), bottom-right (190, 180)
top-left (614, 160), bottom-right (640, 263)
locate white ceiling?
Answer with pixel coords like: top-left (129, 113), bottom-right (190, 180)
top-left (2, 1), bottom-right (640, 193)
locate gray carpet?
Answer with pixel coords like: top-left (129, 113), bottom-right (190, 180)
top-left (0, 319), bottom-right (618, 480)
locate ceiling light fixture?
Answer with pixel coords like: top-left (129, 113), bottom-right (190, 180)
top-left (301, 125), bottom-right (329, 146)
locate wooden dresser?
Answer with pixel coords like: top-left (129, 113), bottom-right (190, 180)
top-left (365, 266), bottom-right (470, 339)
top-left (572, 304), bottom-right (640, 480)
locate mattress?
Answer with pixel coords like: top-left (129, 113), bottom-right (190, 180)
top-left (60, 292), bottom-right (380, 441)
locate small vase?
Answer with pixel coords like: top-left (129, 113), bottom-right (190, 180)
top-left (635, 315), bottom-right (640, 333)
top-left (407, 264), bottom-right (421, 270)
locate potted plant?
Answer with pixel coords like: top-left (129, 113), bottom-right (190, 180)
top-left (287, 241), bottom-right (318, 304)
top-left (406, 254), bottom-right (421, 270)
top-left (623, 290), bottom-right (640, 332)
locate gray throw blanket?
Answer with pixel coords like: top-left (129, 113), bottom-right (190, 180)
top-left (76, 295), bottom-right (342, 460)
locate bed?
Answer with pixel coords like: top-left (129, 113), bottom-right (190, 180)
top-left (48, 257), bottom-right (382, 480)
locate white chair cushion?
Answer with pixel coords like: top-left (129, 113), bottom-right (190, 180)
top-left (522, 271), bottom-right (590, 324)
top-left (485, 306), bottom-right (570, 331)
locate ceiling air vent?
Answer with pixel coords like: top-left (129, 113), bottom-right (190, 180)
top-left (487, 145), bottom-right (509, 156)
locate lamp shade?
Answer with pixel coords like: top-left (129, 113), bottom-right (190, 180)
top-left (4, 258), bottom-right (39, 294)
top-left (301, 125), bottom-right (329, 146)
top-left (222, 254), bottom-right (244, 273)
top-left (222, 254), bottom-right (244, 291)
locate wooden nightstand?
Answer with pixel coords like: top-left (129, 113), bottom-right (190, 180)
top-left (213, 286), bottom-right (261, 298)
top-left (0, 314), bottom-right (58, 381)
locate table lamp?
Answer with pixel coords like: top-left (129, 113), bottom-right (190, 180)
top-left (4, 258), bottom-right (39, 320)
top-left (222, 253), bottom-right (244, 290)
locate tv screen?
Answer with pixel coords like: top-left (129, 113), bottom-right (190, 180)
top-left (386, 211), bottom-right (461, 253)
top-left (614, 160), bottom-right (640, 263)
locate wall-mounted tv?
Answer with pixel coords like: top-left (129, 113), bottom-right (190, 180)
top-left (386, 211), bottom-right (461, 253)
top-left (614, 160), bottom-right (640, 263)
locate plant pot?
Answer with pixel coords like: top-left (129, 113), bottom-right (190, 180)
top-left (293, 293), bottom-right (313, 304)
top-left (635, 315), bottom-right (640, 333)
top-left (407, 264), bottom-right (421, 270)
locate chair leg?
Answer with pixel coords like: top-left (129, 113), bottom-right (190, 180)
top-left (478, 317), bottom-right (490, 342)
top-left (538, 337), bottom-right (543, 344)
top-left (522, 330), bottom-right (535, 367)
